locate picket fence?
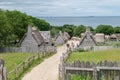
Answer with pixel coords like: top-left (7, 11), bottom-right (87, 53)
top-left (59, 51), bottom-right (120, 80)
top-left (0, 59), bottom-right (7, 80)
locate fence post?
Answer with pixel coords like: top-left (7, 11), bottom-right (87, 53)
top-left (28, 57), bottom-right (30, 66)
top-left (93, 67), bottom-right (97, 80)
top-left (0, 65), bottom-right (3, 80)
top-left (22, 62), bottom-right (25, 70)
top-left (15, 63), bottom-right (18, 79)
top-left (38, 53), bottom-right (40, 59)
top-left (66, 73), bottom-right (71, 80)
top-left (3, 67), bottom-right (7, 80)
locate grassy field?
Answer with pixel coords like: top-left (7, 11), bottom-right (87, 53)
top-left (0, 53), bottom-right (34, 72)
top-left (67, 49), bottom-right (120, 80)
top-left (67, 49), bottom-right (120, 64)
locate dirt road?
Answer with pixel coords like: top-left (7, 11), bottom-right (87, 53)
top-left (22, 44), bottom-right (67, 80)
top-left (22, 40), bottom-right (79, 80)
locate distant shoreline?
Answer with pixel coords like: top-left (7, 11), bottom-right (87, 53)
top-left (38, 16), bottom-right (120, 18)
top-left (38, 16), bottom-right (120, 27)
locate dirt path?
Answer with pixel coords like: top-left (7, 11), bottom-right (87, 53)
top-left (22, 44), bottom-right (67, 80)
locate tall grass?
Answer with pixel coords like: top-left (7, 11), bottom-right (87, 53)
top-left (67, 49), bottom-right (120, 64)
top-left (0, 53), bottom-right (33, 72)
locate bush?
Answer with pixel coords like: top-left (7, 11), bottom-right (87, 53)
top-left (76, 48), bottom-right (85, 52)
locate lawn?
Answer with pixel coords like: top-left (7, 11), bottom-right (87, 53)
top-left (67, 49), bottom-right (120, 64)
top-left (0, 53), bottom-right (33, 72)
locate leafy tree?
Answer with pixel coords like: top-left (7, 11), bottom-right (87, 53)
top-left (73, 25), bottom-right (86, 37)
top-left (114, 26), bottom-right (120, 33)
top-left (50, 26), bottom-right (60, 36)
top-left (30, 16), bottom-right (50, 31)
top-left (95, 25), bottom-right (114, 35)
top-left (0, 10), bottom-right (15, 46)
top-left (6, 10), bottom-right (33, 40)
top-left (62, 24), bottom-right (75, 37)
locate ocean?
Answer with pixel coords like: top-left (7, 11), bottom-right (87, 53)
top-left (39, 16), bottom-right (120, 28)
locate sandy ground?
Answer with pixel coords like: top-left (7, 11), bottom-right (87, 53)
top-left (22, 40), bottom-right (79, 80)
top-left (22, 44), bottom-right (67, 80)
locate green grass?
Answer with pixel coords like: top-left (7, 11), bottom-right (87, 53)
top-left (67, 49), bottom-right (120, 64)
top-left (0, 53), bottom-right (33, 72)
top-left (0, 52), bottom-right (55, 80)
top-left (71, 74), bottom-right (92, 80)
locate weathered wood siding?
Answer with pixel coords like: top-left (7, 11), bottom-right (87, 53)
top-left (21, 31), bottom-right (38, 53)
top-left (80, 35), bottom-right (96, 47)
top-left (55, 36), bottom-right (65, 45)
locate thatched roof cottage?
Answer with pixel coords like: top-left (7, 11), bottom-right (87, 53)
top-left (54, 31), bottom-right (70, 45)
top-left (20, 26), bottom-right (56, 53)
top-left (79, 28), bottom-right (97, 48)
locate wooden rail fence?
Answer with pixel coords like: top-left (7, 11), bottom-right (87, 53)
top-left (7, 52), bottom-right (54, 80)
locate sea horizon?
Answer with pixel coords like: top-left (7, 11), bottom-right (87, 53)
top-left (39, 16), bottom-right (120, 28)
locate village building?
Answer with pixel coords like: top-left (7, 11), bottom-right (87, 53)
top-left (108, 34), bottom-right (118, 42)
top-left (95, 33), bottom-right (105, 44)
top-left (79, 28), bottom-right (97, 48)
top-left (20, 26), bottom-right (56, 53)
top-left (115, 34), bottom-right (120, 41)
top-left (54, 31), bottom-right (70, 45)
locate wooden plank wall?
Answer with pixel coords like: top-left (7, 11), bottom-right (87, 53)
top-left (59, 51), bottom-right (120, 80)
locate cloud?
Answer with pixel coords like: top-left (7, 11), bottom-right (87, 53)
top-left (0, 0), bottom-right (120, 16)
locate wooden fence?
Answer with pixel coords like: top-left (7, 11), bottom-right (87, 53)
top-left (59, 51), bottom-right (120, 80)
top-left (7, 52), bottom-right (54, 80)
top-left (0, 59), bottom-right (7, 80)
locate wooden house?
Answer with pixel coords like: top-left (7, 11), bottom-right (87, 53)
top-left (20, 26), bottom-right (56, 53)
top-left (79, 28), bottom-right (97, 48)
top-left (108, 34), bottom-right (118, 42)
top-left (54, 31), bottom-right (70, 45)
top-left (20, 26), bottom-right (44, 52)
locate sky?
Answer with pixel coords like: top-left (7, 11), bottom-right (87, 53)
top-left (0, 0), bottom-right (120, 17)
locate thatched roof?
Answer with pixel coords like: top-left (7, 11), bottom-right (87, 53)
top-left (95, 33), bottom-right (105, 43)
top-left (55, 31), bottom-right (70, 42)
top-left (39, 31), bottom-right (51, 42)
top-left (20, 26), bottom-right (44, 46)
top-left (79, 27), bottom-right (97, 45)
top-left (32, 30), bottom-right (44, 45)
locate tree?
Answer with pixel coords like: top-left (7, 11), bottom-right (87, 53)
top-left (62, 24), bottom-right (75, 37)
top-left (6, 10), bottom-right (33, 40)
top-left (0, 10), bottom-right (15, 46)
top-left (30, 16), bottom-right (50, 31)
top-left (114, 26), bottom-right (120, 33)
top-left (95, 25), bottom-right (114, 35)
top-left (73, 25), bottom-right (86, 37)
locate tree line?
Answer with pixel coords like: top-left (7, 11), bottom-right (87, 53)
top-left (0, 9), bottom-right (120, 47)
top-left (51, 24), bottom-right (120, 37)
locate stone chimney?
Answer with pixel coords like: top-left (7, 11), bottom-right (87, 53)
top-left (27, 25), bottom-right (32, 37)
top-left (85, 27), bottom-right (91, 34)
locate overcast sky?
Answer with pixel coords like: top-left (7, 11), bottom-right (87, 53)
top-left (0, 0), bottom-right (120, 17)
